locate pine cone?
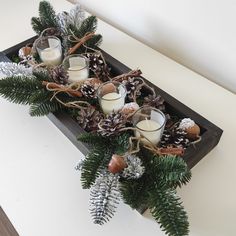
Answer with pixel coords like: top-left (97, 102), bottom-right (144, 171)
top-left (160, 127), bottom-right (190, 149)
top-left (98, 112), bottom-right (126, 137)
top-left (85, 53), bottom-right (110, 82)
top-left (144, 95), bottom-right (165, 111)
top-left (80, 84), bottom-right (96, 98)
top-left (122, 77), bottom-right (142, 101)
top-left (50, 66), bottom-right (68, 85)
top-left (77, 106), bottom-right (103, 132)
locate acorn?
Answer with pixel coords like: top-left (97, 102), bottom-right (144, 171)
top-left (108, 154), bottom-right (127, 174)
top-left (18, 46), bottom-right (32, 59)
top-left (179, 118), bottom-right (200, 140)
top-left (100, 82), bottom-right (116, 96)
top-left (185, 124), bottom-right (200, 139)
top-left (121, 102), bottom-right (139, 116)
top-left (84, 78), bottom-right (102, 89)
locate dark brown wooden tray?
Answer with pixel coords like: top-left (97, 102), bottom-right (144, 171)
top-left (0, 36), bottom-right (223, 171)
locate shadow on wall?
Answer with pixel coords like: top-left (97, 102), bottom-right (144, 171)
top-left (68, 0), bottom-right (236, 94)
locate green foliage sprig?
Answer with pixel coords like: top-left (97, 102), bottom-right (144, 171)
top-left (78, 132), bottom-right (191, 236)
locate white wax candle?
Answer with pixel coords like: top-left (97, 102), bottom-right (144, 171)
top-left (68, 65), bottom-right (89, 82)
top-left (101, 92), bottom-right (125, 114)
top-left (136, 119), bottom-right (162, 145)
top-left (40, 47), bottom-right (62, 66)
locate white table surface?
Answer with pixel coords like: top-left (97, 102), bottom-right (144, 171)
top-left (0, 1), bottom-right (235, 236)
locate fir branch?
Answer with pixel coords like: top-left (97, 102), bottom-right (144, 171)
top-left (113, 132), bottom-right (130, 155)
top-left (148, 188), bottom-right (189, 236)
top-left (90, 171), bottom-right (120, 225)
top-left (120, 176), bottom-right (149, 209)
top-left (0, 76), bottom-right (43, 105)
top-left (81, 148), bottom-right (112, 189)
top-left (78, 133), bottom-right (108, 147)
top-left (32, 69), bottom-right (54, 82)
top-left (31, 17), bottom-right (44, 35)
top-left (78, 16), bottom-right (97, 37)
top-left (39, 1), bottom-right (58, 30)
top-left (85, 34), bottom-right (102, 48)
top-left (153, 155), bottom-right (191, 188)
top-left (31, 1), bottom-right (59, 34)
top-left (29, 101), bottom-right (61, 116)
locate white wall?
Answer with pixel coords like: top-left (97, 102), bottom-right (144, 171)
top-left (74, 0), bottom-right (236, 93)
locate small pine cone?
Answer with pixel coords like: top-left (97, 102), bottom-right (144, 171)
top-left (85, 53), bottom-right (110, 82)
top-left (160, 127), bottom-right (190, 149)
top-left (171, 127), bottom-right (190, 148)
top-left (122, 77), bottom-right (142, 101)
top-left (159, 130), bottom-right (172, 148)
top-left (98, 112), bottom-right (126, 137)
top-left (50, 66), bottom-right (68, 85)
top-left (144, 95), bottom-right (165, 111)
top-left (80, 84), bottom-right (96, 98)
top-left (77, 106), bottom-right (103, 132)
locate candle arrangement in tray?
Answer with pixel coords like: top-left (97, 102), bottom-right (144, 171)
top-left (0, 1), bottom-right (209, 236)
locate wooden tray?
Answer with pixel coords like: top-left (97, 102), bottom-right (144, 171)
top-left (0, 36), bottom-right (223, 170)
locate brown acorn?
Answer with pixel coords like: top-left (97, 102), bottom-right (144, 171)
top-left (185, 124), bottom-right (200, 140)
top-left (84, 78), bottom-right (102, 89)
top-left (121, 102), bottom-right (139, 116)
top-left (101, 82), bottom-right (116, 96)
top-left (108, 154), bottom-right (127, 174)
top-left (18, 46), bottom-right (32, 59)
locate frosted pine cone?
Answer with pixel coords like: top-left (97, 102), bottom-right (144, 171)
top-left (98, 112), bottom-right (126, 137)
top-left (144, 95), bottom-right (165, 111)
top-left (122, 77), bottom-right (142, 101)
top-left (160, 127), bottom-right (190, 149)
top-left (85, 53), bottom-right (110, 81)
top-left (50, 66), bottom-right (68, 85)
top-left (80, 84), bottom-right (96, 98)
top-left (77, 106), bottom-right (103, 132)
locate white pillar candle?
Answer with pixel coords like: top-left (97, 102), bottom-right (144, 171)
top-left (40, 47), bottom-right (62, 66)
top-left (100, 92), bottom-right (125, 114)
top-left (135, 119), bottom-right (162, 145)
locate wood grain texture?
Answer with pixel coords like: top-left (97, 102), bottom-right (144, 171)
top-left (0, 207), bottom-right (19, 236)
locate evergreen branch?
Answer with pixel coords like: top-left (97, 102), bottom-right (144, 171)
top-left (31, 17), bottom-right (44, 35)
top-left (78, 133), bottom-right (108, 147)
top-left (33, 69), bottom-right (54, 82)
top-left (29, 100), bottom-right (61, 116)
top-left (31, 1), bottom-right (59, 34)
top-left (78, 16), bottom-right (98, 37)
top-left (120, 176), bottom-right (149, 209)
top-left (155, 155), bottom-right (191, 188)
top-left (113, 132), bottom-right (131, 155)
top-left (85, 34), bottom-right (102, 48)
top-left (39, 1), bottom-right (58, 29)
top-left (148, 188), bottom-right (189, 236)
top-left (28, 89), bottom-right (52, 104)
top-left (81, 148), bottom-right (112, 189)
top-left (0, 76), bottom-right (43, 105)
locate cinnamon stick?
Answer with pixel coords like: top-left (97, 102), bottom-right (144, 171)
top-left (159, 147), bottom-right (184, 156)
top-left (68, 32), bottom-right (95, 55)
